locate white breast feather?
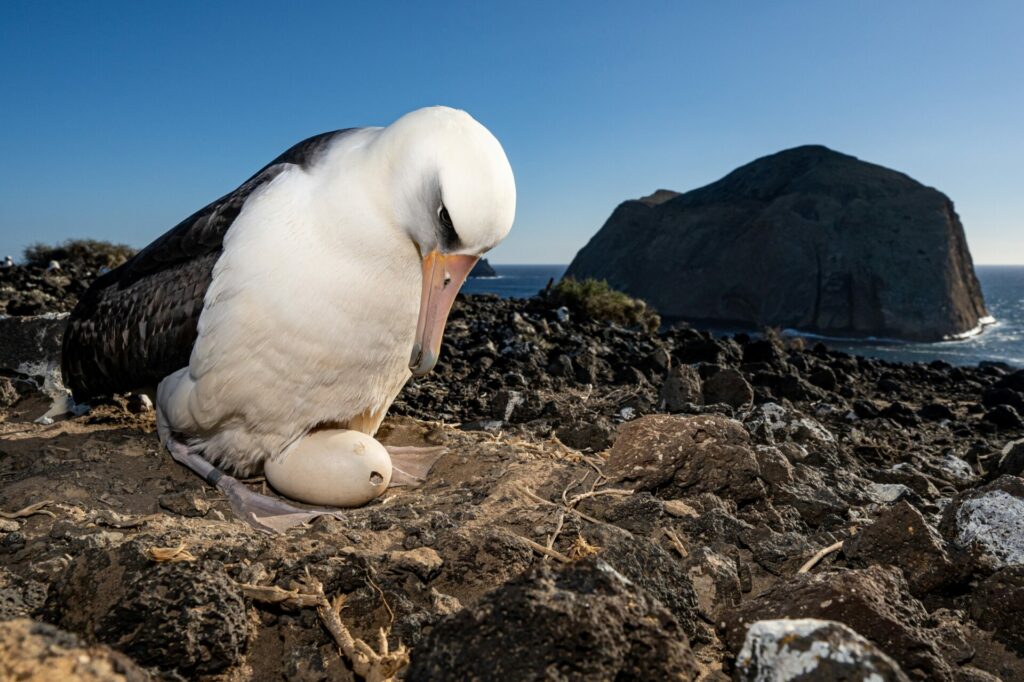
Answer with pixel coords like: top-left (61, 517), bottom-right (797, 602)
top-left (166, 135), bottom-right (422, 474)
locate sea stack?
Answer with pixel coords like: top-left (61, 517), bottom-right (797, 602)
top-left (469, 258), bottom-right (498, 278)
top-left (565, 145), bottom-right (990, 341)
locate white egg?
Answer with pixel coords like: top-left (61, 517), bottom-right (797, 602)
top-left (264, 429), bottom-right (392, 507)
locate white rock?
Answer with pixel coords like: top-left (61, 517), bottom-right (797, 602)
top-left (935, 452), bottom-right (974, 481)
top-left (867, 483), bottom-right (912, 504)
top-left (955, 490), bottom-right (1024, 568)
top-left (736, 618), bottom-right (908, 682)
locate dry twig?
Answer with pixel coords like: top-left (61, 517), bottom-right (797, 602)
top-left (238, 576), bottom-right (408, 681)
top-left (661, 527), bottom-right (689, 559)
top-left (0, 500), bottom-right (56, 519)
top-left (515, 534), bottom-right (572, 564)
top-left (518, 486), bottom-right (603, 525)
top-left (797, 540), bottom-right (844, 573)
top-left (565, 488), bottom-right (634, 507)
top-left (147, 543), bottom-right (197, 562)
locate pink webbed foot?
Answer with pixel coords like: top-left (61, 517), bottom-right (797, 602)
top-left (385, 445), bottom-right (446, 487)
top-left (165, 437), bottom-right (343, 534)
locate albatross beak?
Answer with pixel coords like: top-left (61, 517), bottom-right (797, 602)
top-left (410, 251), bottom-right (479, 376)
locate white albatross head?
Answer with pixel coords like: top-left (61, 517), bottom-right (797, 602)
top-left (378, 106), bottom-right (516, 376)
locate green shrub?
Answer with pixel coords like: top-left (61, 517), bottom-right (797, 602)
top-left (547, 277), bottom-right (660, 332)
top-left (23, 239), bottom-right (136, 270)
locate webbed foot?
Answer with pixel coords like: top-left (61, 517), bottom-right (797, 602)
top-left (385, 444), bottom-right (446, 487)
top-left (165, 437), bottom-right (342, 534)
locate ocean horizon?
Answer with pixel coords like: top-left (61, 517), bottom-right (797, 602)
top-left (465, 264), bottom-right (1024, 368)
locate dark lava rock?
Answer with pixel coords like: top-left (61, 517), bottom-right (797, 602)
top-left (0, 569), bottom-right (47, 621)
top-left (845, 500), bottom-right (958, 596)
top-left (940, 475), bottom-right (1024, 574)
top-left (47, 544), bottom-right (249, 677)
top-left (996, 370), bottom-right (1024, 393)
top-left (158, 491), bottom-right (211, 518)
top-left (702, 368), bottom-right (754, 409)
top-left (720, 565), bottom-right (953, 680)
top-left (882, 401), bottom-right (921, 427)
top-left (555, 417), bottom-right (614, 452)
top-left (919, 402), bottom-right (956, 422)
top-left (807, 366), bottom-right (839, 392)
top-left (680, 546), bottom-right (743, 620)
top-left (95, 559), bottom-right (248, 675)
top-left (971, 565), bottom-right (1024, 656)
top-left (774, 374), bottom-right (828, 403)
top-left (564, 145), bottom-right (988, 341)
top-left (605, 414), bottom-right (767, 502)
top-left (997, 439), bottom-right (1024, 476)
top-left (659, 364), bottom-right (703, 412)
top-left (584, 525), bottom-right (700, 639)
top-left (743, 339), bottom-right (786, 367)
top-left (405, 558), bottom-right (699, 681)
top-left (984, 405), bottom-right (1023, 429)
top-left (735, 618), bottom-right (909, 682)
top-left (981, 387), bottom-right (1024, 412)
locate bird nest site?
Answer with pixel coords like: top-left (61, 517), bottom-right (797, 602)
top-left (3, 245), bottom-right (1024, 681)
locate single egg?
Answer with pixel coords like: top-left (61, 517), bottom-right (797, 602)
top-left (264, 429), bottom-right (392, 507)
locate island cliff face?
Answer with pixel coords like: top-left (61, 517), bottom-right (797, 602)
top-left (469, 258), bottom-right (498, 278)
top-left (565, 146), bottom-right (989, 341)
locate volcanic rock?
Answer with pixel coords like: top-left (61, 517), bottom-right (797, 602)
top-left (940, 476), bottom-right (1024, 573)
top-left (0, 314), bottom-right (66, 377)
top-left (997, 439), bottom-right (1024, 476)
top-left (0, 618), bottom-right (148, 682)
top-left (564, 145), bottom-right (989, 340)
top-left (405, 558), bottom-right (699, 681)
top-left (971, 566), bottom-right (1024, 656)
top-left (606, 414), bottom-right (767, 502)
top-left (845, 500), bottom-right (958, 596)
top-left (47, 543), bottom-right (250, 677)
top-left (720, 565), bottom-right (952, 680)
top-left (659, 364), bottom-right (703, 411)
top-left (468, 258), bottom-right (498, 278)
top-left (984, 405), bottom-right (1024, 429)
top-left (703, 368), bottom-right (754, 408)
top-left (735, 618), bottom-right (910, 682)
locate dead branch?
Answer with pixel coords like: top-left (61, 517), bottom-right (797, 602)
top-left (237, 576), bottom-right (408, 681)
top-left (797, 540), bottom-right (844, 573)
top-left (147, 543), bottom-right (197, 562)
top-left (0, 500), bottom-right (56, 519)
top-left (515, 534), bottom-right (572, 564)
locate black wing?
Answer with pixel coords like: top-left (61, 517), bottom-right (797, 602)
top-left (62, 129), bottom-right (357, 401)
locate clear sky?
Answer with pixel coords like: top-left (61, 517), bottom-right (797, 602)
top-left (1, 1), bottom-right (1021, 264)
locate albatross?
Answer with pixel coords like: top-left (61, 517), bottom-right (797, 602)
top-left (62, 106), bottom-right (515, 532)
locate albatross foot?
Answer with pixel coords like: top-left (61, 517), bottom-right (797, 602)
top-left (385, 445), bottom-right (446, 487)
top-left (165, 437), bottom-right (343, 534)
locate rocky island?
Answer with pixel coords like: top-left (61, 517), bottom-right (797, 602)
top-left (565, 145), bottom-right (990, 341)
top-left (1, 244), bottom-right (1023, 680)
top-left (468, 258), bottom-right (498, 278)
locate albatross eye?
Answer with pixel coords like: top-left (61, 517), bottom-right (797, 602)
top-left (439, 205), bottom-right (453, 229)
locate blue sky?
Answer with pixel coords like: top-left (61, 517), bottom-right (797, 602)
top-left (1, 1), bottom-right (1021, 264)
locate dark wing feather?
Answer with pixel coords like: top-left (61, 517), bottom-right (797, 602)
top-left (62, 129), bottom-right (356, 401)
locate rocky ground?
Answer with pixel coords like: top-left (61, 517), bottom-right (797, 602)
top-left (2, 251), bottom-right (1024, 680)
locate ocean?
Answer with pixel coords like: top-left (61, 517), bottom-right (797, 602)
top-left (463, 264), bottom-right (1024, 368)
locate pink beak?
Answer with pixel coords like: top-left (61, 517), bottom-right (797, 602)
top-left (409, 251), bottom-right (479, 376)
